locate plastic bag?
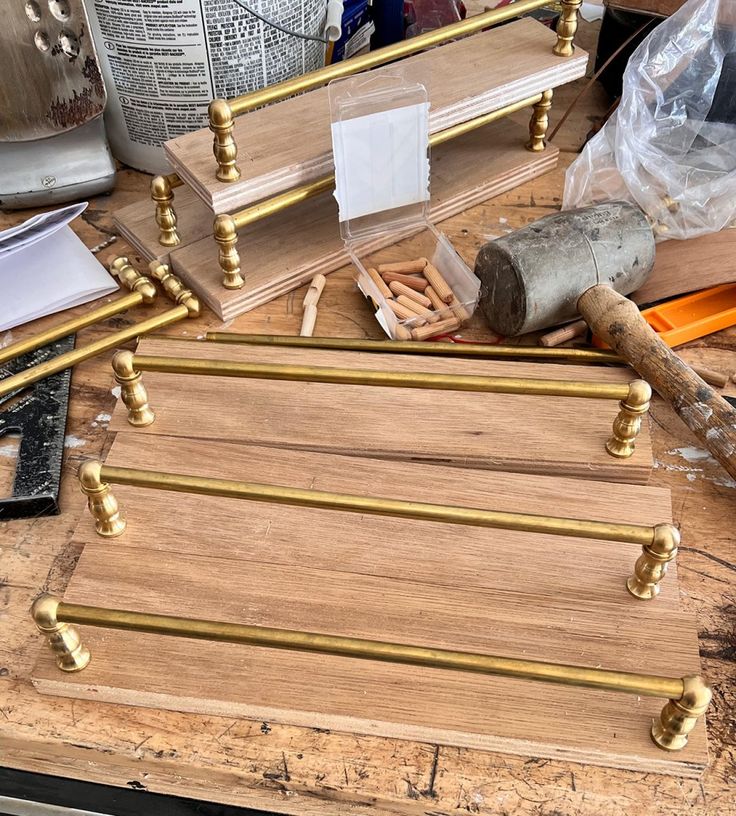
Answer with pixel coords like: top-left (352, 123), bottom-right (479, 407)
top-left (563, 0), bottom-right (736, 240)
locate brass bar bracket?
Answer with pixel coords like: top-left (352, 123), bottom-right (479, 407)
top-left (112, 350), bottom-right (154, 428)
top-left (32, 595), bottom-right (90, 672)
top-left (78, 461), bottom-right (126, 537)
top-left (553, 0), bottom-right (582, 58)
top-left (209, 99), bottom-right (240, 183)
top-left (606, 379), bottom-right (652, 458)
top-left (627, 523), bottom-right (680, 600)
top-left (214, 214), bottom-right (243, 290)
top-left (151, 174), bottom-right (182, 247)
top-left (37, 596), bottom-right (710, 751)
top-left (526, 89), bottom-right (553, 152)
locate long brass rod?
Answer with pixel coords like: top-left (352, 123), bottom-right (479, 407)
top-left (202, 333), bottom-right (623, 365)
top-left (0, 307), bottom-right (189, 399)
top-left (0, 292), bottom-right (144, 367)
top-left (131, 354), bottom-right (630, 400)
top-left (231, 94), bottom-right (543, 231)
top-left (228, 0), bottom-right (552, 115)
top-left (99, 464), bottom-right (655, 545)
top-left (56, 601), bottom-right (683, 699)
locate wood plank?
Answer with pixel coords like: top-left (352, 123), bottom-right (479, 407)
top-left (32, 543), bottom-right (706, 776)
top-left (164, 18), bottom-right (587, 212)
top-left (72, 434), bottom-right (677, 608)
top-left (107, 337), bottom-right (654, 483)
top-left (169, 119), bottom-right (558, 319)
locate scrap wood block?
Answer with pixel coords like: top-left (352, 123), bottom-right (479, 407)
top-left (166, 118), bottom-right (558, 319)
top-left (32, 435), bottom-right (704, 774)
top-left (108, 337), bottom-right (655, 484)
top-left (164, 18), bottom-right (586, 212)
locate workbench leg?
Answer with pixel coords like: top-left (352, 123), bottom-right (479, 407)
top-left (627, 523), bottom-right (679, 600)
top-left (526, 90), bottom-right (553, 152)
top-left (113, 351), bottom-right (155, 427)
top-left (606, 379), bottom-right (651, 458)
top-left (652, 675), bottom-right (711, 750)
top-left (78, 461), bottom-right (127, 537)
top-left (209, 99), bottom-right (241, 183)
top-left (553, 0), bottom-right (582, 58)
top-left (214, 214), bottom-right (245, 289)
top-left (151, 175), bottom-right (180, 247)
top-left (32, 595), bottom-right (90, 672)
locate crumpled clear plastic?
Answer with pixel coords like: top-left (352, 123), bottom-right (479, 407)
top-left (563, 0), bottom-right (736, 240)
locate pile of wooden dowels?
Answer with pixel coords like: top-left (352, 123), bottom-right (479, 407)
top-left (366, 257), bottom-right (471, 340)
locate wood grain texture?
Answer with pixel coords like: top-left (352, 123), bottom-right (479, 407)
top-left (164, 18), bottom-right (586, 212)
top-left (169, 119), bottom-right (558, 319)
top-left (108, 337), bottom-right (654, 483)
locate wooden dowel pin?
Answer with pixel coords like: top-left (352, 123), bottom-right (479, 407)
top-left (378, 258), bottom-right (427, 275)
top-left (389, 281), bottom-right (433, 309)
top-left (423, 262), bottom-right (454, 303)
top-left (381, 272), bottom-right (428, 291)
top-left (367, 267), bottom-right (393, 300)
top-left (388, 300), bottom-right (426, 324)
top-left (539, 319), bottom-right (588, 347)
top-left (300, 274), bottom-right (326, 337)
top-left (411, 317), bottom-right (461, 341)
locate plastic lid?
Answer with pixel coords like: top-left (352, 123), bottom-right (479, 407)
top-left (329, 72), bottom-right (430, 244)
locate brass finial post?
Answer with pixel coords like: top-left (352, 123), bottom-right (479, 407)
top-left (109, 257), bottom-right (157, 303)
top-left (606, 379), bottom-right (652, 458)
top-left (627, 523), bottom-right (679, 600)
top-left (209, 99), bottom-right (241, 183)
top-left (214, 214), bottom-right (244, 290)
top-left (148, 262), bottom-right (201, 317)
top-left (32, 594), bottom-right (90, 672)
top-left (652, 675), bottom-right (711, 751)
top-left (151, 175), bottom-right (180, 247)
top-left (553, 0), bottom-right (582, 57)
top-left (112, 350), bottom-right (155, 428)
top-left (526, 89), bottom-right (553, 152)
top-left (78, 460), bottom-right (126, 537)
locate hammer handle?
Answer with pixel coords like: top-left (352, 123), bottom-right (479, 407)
top-left (578, 285), bottom-right (736, 480)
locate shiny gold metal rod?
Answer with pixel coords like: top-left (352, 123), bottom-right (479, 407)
top-left (202, 333), bottom-right (622, 365)
top-left (32, 594), bottom-right (710, 751)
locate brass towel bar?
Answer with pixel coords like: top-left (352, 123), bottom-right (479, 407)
top-left (111, 351), bottom-right (651, 459)
top-left (31, 593), bottom-right (709, 752)
top-left (78, 460), bottom-right (676, 600)
top-left (0, 260), bottom-right (199, 400)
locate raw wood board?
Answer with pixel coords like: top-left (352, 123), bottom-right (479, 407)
top-left (72, 434), bottom-right (678, 608)
top-left (169, 118), bottom-right (558, 319)
top-left (164, 18), bottom-right (587, 212)
top-left (109, 337), bottom-right (654, 483)
top-left (632, 228), bottom-right (736, 305)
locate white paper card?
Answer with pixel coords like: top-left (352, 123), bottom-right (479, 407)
top-left (331, 102), bottom-right (430, 221)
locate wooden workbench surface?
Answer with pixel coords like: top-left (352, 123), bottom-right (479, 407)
top-left (1, 26), bottom-right (734, 815)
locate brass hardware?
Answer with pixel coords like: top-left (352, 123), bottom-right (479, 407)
top-left (627, 523), bottom-right (680, 601)
top-left (78, 460), bottom-right (126, 537)
top-left (32, 595), bottom-right (90, 673)
top-left (112, 351), bottom-right (154, 428)
top-left (553, 0), bottom-right (582, 58)
top-left (526, 89), bottom-right (553, 152)
top-left (151, 174), bottom-right (182, 247)
top-left (0, 258), bottom-right (155, 367)
top-left (607, 380), bottom-right (652, 458)
top-left (214, 214), bottom-right (243, 290)
top-left (148, 262), bottom-right (200, 317)
top-left (231, 176), bottom-right (336, 231)
top-left (202, 333), bottom-right (623, 365)
top-left (36, 595), bottom-right (709, 750)
top-left (209, 98), bottom-right (241, 183)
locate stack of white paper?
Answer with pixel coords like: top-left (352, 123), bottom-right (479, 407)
top-left (0, 203), bottom-right (118, 332)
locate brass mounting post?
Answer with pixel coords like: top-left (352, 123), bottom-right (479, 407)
top-left (553, 0), bottom-right (582, 57)
top-left (148, 262), bottom-right (201, 317)
top-left (606, 379), bottom-right (652, 458)
top-left (109, 257), bottom-right (158, 303)
top-left (112, 350), bottom-right (155, 428)
top-left (78, 460), bottom-right (126, 537)
top-left (652, 675), bottom-right (712, 751)
top-left (151, 175), bottom-right (181, 247)
top-left (209, 99), bottom-right (241, 183)
top-left (214, 214), bottom-right (244, 289)
top-left (627, 523), bottom-right (680, 600)
top-left (32, 595), bottom-right (90, 672)
top-left (526, 89), bottom-right (553, 152)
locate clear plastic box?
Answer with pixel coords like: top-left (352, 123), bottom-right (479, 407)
top-left (328, 71), bottom-right (480, 339)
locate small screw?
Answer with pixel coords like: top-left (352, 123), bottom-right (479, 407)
top-left (42, 175), bottom-right (57, 188)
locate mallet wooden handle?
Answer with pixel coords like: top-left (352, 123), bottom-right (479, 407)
top-left (578, 285), bottom-right (736, 479)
